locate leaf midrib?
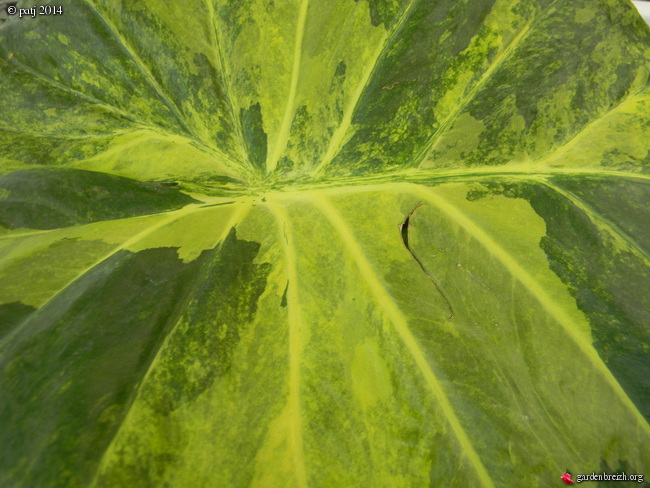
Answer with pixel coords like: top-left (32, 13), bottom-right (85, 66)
top-left (5, 0), bottom-right (648, 188)
top-left (239, 168), bottom-right (650, 196)
top-left (269, 204), bottom-right (308, 488)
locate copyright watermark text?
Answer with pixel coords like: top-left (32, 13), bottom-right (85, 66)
top-left (6, 5), bottom-right (64, 17)
top-left (562, 470), bottom-right (644, 484)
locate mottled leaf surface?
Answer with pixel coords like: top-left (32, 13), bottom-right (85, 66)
top-left (1, 0), bottom-right (649, 487)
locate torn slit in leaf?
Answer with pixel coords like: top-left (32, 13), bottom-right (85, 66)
top-left (399, 202), bottom-right (454, 320)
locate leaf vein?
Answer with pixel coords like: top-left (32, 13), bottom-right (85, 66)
top-left (88, 204), bottom-right (251, 487)
top-left (266, 0), bottom-right (310, 174)
top-left (412, 184), bottom-right (650, 435)
top-left (81, 0), bottom-right (247, 172)
top-left (542, 180), bottom-right (650, 266)
top-left (0, 204), bottom-right (204, 350)
top-left (312, 0), bottom-right (421, 177)
top-left (413, 17), bottom-right (534, 168)
top-left (204, 0), bottom-right (253, 171)
top-left (531, 88), bottom-right (649, 167)
top-left (309, 192), bottom-right (495, 488)
top-left (268, 204), bottom-right (308, 488)
top-left (4, 58), bottom-right (243, 173)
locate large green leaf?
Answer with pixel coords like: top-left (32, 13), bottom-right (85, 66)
top-left (1, 0), bottom-right (649, 486)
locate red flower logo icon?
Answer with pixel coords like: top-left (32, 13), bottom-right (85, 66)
top-left (561, 472), bottom-right (575, 484)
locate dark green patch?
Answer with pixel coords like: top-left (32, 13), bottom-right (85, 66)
top-left (0, 131), bottom-right (123, 169)
top-left (205, 175), bottom-right (241, 185)
top-left (0, 168), bottom-right (197, 230)
top-left (0, 246), bottom-right (209, 488)
top-left (185, 52), bottom-right (243, 157)
top-left (467, 178), bottom-right (650, 421)
top-left (279, 105), bottom-right (314, 173)
top-left (0, 301), bottom-right (36, 341)
top-left (329, 1), bottom-right (650, 175)
top-left (277, 155), bottom-right (295, 173)
top-left (334, 60), bottom-right (347, 77)
top-left (556, 178), bottom-right (650, 251)
top-left (427, 435), bottom-right (457, 486)
top-left (281, 280), bottom-right (288, 307)
top-left (449, 2), bottom-right (650, 168)
top-left (140, 228), bottom-right (271, 415)
top-left (363, 0), bottom-right (405, 28)
top-left (240, 103), bottom-right (268, 171)
top-left (330, 0), bottom-right (499, 174)
top-left (89, 233), bottom-right (273, 488)
top-left (0, 2), bottom-right (190, 137)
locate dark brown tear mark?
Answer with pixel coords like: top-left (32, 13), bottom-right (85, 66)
top-left (399, 202), bottom-right (454, 320)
